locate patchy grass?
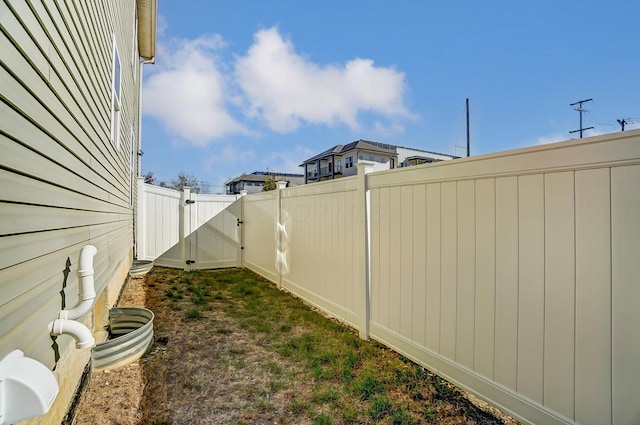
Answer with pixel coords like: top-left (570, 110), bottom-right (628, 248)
top-left (75, 267), bottom-right (516, 425)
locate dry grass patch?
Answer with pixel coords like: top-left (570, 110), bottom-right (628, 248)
top-left (74, 267), bottom-right (519, 425)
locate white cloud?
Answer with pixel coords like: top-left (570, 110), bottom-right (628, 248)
top-left (627, 122), bottom-right (640, 131)
top-left (205, 144), bottom-right (256, 172)
top-left (536, 133), bottom-right (567, 145)
top-left (264, 146), bottom-right (317, 174)
top-left (235, 27), bottom-right (412, 133)
top-left (143, 35), bottom-right (249, 146)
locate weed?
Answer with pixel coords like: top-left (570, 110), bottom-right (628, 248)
top-left (368, 395), bottom-right (392, 421)
top-left (190, 292), bottom-right (207, 305)
top-left (313, 389), bottom-right (340, 404)
top-left (353, 371), bottom-right (385, 400)
top-left (279, 322), bottom-right (292, 332)
top-left (268, 379), bottom-right (285, 392)
top-left (165, 289), bottom-right (184, 300)
top-left (184, 307), bottom-right (202, 319)
top-left (287, 398), bottom-right (308, 415)
top-left (313, 413), bottom-right (332, 425)
top-left (265, 360), bottom-right (283, 375)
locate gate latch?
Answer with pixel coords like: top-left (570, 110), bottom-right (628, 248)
top-left (185, 199), bottom-right (195, 205)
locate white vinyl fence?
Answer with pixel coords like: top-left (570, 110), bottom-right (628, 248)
top-left (137, 130), bottom-right (640, 425)
top-left (136, 181), bottom-right (242, 270)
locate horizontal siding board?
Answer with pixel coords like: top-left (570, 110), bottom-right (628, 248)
top-left (0, 0), bottom-right (49, 72)
top-left (17, 0), bottom-right (106, 152)
top-left (0, 247), bottom-right (74, 306)
top-left (0, 292), bottom-right (66, 368)
top-left (0, 202), bottom-right (122, 236)
top-left (0, 220), bottom-right (130, 271)
top-left (39, 0), bottom-right (108, 131)
top-left (64, 0), bottom-right (110, 123)
top-left (0, 63), bottom-right (125, 202)
top-left (0, 125), bottom-right (112, 206)
top-left (0, 169), bottom-right (129, 214)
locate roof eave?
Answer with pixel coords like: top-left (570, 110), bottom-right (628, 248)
top-left (137, 0), bottom-right (158, 61)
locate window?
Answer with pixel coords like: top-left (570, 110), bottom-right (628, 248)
top-left (358, 154), bottom-right (363, 160)
top-left (345, 157), bottom-right (353, 168)
top-left (110, 35), bottom-right (122, 149)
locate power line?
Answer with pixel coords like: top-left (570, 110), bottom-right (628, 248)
top-left (569, 98), bottom-right (594, 138)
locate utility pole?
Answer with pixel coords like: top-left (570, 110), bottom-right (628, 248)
top-left (466, 98), bottom-right (470, 157)
top-left (569, 98), bottom-right (593, 138)
top-left (617, 119), bottom-right (628, 131)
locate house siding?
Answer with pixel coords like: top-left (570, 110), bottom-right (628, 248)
top-left (0, 1), bottom-right (142, 423)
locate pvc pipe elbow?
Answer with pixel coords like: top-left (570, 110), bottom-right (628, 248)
top-left (79, 245), bottom-right (97, 274)
top-left (49, 319), bottom-right (95, 349)
top-left (58, 299), bottom-right (94, 320)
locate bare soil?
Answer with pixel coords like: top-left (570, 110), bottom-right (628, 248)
top-left (72, 268), bottom-right (520, 425)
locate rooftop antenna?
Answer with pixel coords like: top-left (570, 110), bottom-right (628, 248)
top-left (569, 98), bottom-right (593, 138)
top-left (455, 98), bottom-right (471, 157)
top-left (617, 118), bottom-right (629, 131)
top-left (466, 98), bottom-right (470, 157)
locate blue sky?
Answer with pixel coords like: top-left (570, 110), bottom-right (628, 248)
top-left (141, 1), bottom-right (640, 193)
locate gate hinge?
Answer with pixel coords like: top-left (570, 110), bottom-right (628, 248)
top-left (237, 219), bottom-right (244, 226)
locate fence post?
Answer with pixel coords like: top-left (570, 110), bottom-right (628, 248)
top-left (356, 162), bottom-right (375, 340)
top-left (180, 186), bottom-right (192, 271)
top-left (239, 190), bottom-right (247, 267)
top-left (136, 177), bottom-right (146, 260)
top-left (276, 181), bottom-right (288, 290)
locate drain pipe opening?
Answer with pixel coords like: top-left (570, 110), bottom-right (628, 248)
top-left (59, 245), bottom-right (97, 320)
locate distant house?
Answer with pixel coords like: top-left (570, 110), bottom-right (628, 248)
top-left (226, 171), bottom-right (304, 194)
top-left (300, 140), bottom-right (457, 183)
top-left (0, 1), bottom-right (157, 424)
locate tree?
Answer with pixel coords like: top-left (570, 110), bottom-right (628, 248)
top-left (142, 171), bottom-right (210, 194)
top-left (143, 171), bottom-right (155, 184)
top-left (262, 172), bottom-right (277, 191)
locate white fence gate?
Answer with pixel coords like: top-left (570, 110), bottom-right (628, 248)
top-left (136, 181), bottom-right (242, 270)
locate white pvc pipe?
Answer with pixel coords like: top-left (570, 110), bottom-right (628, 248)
top-left (49, 319), bottom-right (95, 349)
top-left (59, 245), bottom-right (97, 320)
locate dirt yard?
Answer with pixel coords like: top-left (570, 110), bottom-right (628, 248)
top-left (72, 267), bottom-right (519, 425)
